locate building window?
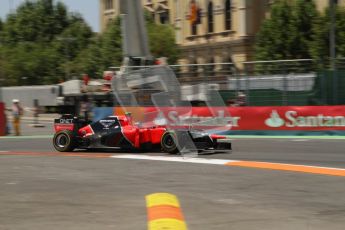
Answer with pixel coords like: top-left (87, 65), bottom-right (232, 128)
top-left (225, 0), bottom-right (232, 30)
top-left (159, 11), bottom-right (170, 24)
top-left (107, 18), bottom-right (113, 27)
top-left (208, 1), bottom-right (214, 33)
top-left (188, 54), bottom-right (197, 73)
top-left (222, 56), bottom-right (235, 73)
top-left (191, 23), bottom-right (197, 35)
top-left (205, 56), bottom-right (215, 75)
top-left (190, 0), bottom-right (199, 35)
top-left (104, 0), bottom-right (113, 10)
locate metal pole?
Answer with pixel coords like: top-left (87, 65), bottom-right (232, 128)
top-left (244, 63), bottom-right (250, 106)
top-left (329, 0), bottom-right (337, 104)
top-left (330, 0), bottom-right (336, 69)
top-left (282, 63), bottom-right (288, 106)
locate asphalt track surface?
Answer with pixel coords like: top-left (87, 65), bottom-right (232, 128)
top-left (0, 136), bottom-right (344, 229)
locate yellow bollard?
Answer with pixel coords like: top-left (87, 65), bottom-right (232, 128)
top-left (146, 193), bottom-right (188, 230)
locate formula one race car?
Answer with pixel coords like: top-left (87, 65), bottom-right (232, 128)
top-left (53, 114), bottom-right (231, 154)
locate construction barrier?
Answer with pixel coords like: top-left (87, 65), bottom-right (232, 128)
top-left (0, 103), bottom-right (5, 136)
top-left (115, 106), bottom-right (345, 135)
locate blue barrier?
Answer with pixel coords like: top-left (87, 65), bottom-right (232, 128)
top-left (92, 107), bottom-right (114, 122)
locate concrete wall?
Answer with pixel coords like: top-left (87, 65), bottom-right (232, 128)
top-left (1, 85), bottom-right (60, 109)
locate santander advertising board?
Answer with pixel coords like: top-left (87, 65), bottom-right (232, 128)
top-left (265, 110), bottom-right (345, 128)
top-left (115, 106), bottom-right (345, 131)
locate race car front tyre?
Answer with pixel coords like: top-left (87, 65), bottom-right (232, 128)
top-left (161, 131), bottom-right (179, 154)
top-left (53, 130), bottom-right (76, 152)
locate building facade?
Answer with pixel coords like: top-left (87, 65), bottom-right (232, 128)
top-left (99, 0), bottom-right (345, 69)
top-left (172, 0), bottom-right (269, 69)
top-left (100, 0), bottom-right (120, 32)
top-left (315, 0), bottom-right (345, 12)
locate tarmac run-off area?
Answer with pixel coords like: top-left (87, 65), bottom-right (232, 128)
top-left (0, 136), bottom-right (344, 229)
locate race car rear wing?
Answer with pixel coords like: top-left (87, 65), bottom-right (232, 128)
top-left (54, 114), bottom-right (89, 133)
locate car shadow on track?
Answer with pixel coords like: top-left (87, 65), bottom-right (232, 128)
top-left (71, 148), bottom-right (232, 157)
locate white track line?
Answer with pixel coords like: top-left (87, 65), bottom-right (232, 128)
top-left (110, 154), bottom-right (345, 177)
top-left (111, 154), bottom-right (238, 165)
top-left (291, 139), bottom-right (309, 142)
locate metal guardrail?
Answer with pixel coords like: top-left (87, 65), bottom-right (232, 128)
top-left (109, 59), bottom-right (345, 106)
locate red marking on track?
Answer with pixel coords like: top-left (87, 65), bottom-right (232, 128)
top-left (0, 151), bottom-right (113, 159)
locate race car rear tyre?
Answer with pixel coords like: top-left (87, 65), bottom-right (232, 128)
top-left (161, 131), bottom-right (179, 154)
top-left (53, 130), bottom-right (76, 152)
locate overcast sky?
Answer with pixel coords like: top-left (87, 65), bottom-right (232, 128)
top-left (0, 0), bottom-right (100, 32)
